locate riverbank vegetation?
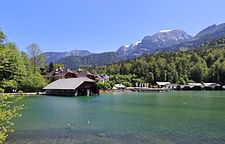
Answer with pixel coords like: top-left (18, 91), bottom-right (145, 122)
top-left (0, 30), bottom-right (39, 143)
top-left (87, 38), bottom-right (225, 86)
top-left (0, 93), bottom-right (25, 143)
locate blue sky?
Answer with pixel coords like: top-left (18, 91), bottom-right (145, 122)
top-left (0, 0), bottom-right (225, 53)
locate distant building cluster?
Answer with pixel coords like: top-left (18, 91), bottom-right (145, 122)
top-left (44, 68), bottom-right (109, 83)
top-left (113, 81), bottom-right (225, 91)
top-left (156, 82), bottom-right (224, 91)
top-left (43, 68), bottom-right (109, 96)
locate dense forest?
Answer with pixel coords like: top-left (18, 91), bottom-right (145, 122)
top-left (86, 38), bottom-right (225, 86)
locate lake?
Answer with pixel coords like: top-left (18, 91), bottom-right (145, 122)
top-left (6, 91), bottom-right (225, 144)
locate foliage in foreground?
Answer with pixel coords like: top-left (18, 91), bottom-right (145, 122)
top-left (0, 94), bottom-right (25, 143)
top-left (0, 30), bottom-right (47, 92)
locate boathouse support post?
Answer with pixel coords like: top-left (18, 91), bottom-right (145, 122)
top-left (74, 91), bottom-right (78, 96)
top-left (87, 89), bottom-right (90, 96)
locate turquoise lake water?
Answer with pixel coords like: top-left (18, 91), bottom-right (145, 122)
top-left (6, 91), bottom-right (225, 144)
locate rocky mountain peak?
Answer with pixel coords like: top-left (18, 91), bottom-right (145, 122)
top-left (116, 29), bottom-right (192, 58)
top-left (151, 29), bottom-right (192, 42)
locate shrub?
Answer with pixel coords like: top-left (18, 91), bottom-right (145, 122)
top-left (0, 94), bottom-right (25, 143)
top-left (97, 81), bottom-right (112, 90)
top-left (17, 90), bottom-right (24, 96)
top-left (0, 88), bottom-right (4, 93)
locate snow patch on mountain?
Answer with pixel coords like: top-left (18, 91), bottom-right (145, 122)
top-left (159, 30), bottom-right (173, 33)
top-left (124, 41), bottom-right (141, 48)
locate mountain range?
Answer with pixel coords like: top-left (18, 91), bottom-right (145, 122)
top-left (43, 22), bottom-right (225, 70)
top-left (161, 23), bottom-right (225, 52)
top-left (117, 29), bottom-right (193, 58)
top-left (44, 50), bottom-right (91, 63)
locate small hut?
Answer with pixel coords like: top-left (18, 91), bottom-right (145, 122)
top-left (113, 84), bottom-right (126, 90)
top-left (188, 83), bottom-right (203, 90)
top-left (156, 82), bottom-right (171, 88)
top-left (203, 83), bottom-right (222, 90)
top-left (165, 84), bottom-right (180, 90)
top-left (180, 85), bottom-right (191, 90)
top-left (43, 77), bottom-right (99, 96)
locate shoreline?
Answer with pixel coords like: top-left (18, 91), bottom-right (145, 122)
top-left (2, 89), bottom-right (224, 97)
top-left (3, 92), bottom-right (46, 96)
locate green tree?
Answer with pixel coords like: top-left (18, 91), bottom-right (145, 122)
top-left (190, 64), bottom-right (207, 82)
top-left (48, 62), bottom-right (54, 72)
top-left (46, 62), bottom-right (64, 73)
top-left (52, 63), bottom-right (64, 71)
top-left (97, 81), bottom-right (112, 89)
top-left (206, 53), bottom-right (214, 67)
top-left (0, 43), bottom-right (26, 92)
top-left (0, 30), bottom-right (5, 43)
top-left (20, 52), bottom-right (47, 92)
top-left (145, 72), bottom-right (154, 84)
top-left (26, 43), bottom-right (45, 73)
top-left (217, 61), bottom-right (225, 84)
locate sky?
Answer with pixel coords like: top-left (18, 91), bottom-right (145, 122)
top-left (0, 0), bottom-right (225, 53)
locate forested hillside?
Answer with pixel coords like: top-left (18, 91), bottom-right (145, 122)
top-left (56, 52), bottom-right (123, 70)
top-left (44, 50), bottom-right (91, 64)
top-left (87, 38), bottom-right (225, 86)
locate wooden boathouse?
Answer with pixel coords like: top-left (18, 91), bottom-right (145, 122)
top-left (43, 77), bottom-right (99, 96)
